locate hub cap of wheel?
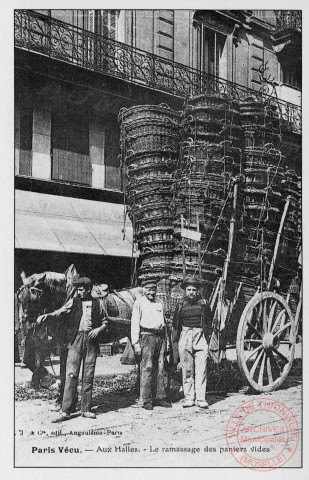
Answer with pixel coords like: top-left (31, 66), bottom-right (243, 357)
top-left (263, 332), bottom-right (276, 351)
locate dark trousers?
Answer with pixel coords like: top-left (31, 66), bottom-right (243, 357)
top-left (62, 332), bottom-right (97, 414)
top-left (57, 345), bottom-right (68, 404)
top-left (140, 333), bottom-right (166, 404)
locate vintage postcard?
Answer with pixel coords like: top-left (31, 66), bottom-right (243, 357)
top-left (5, 0), bottom-right (307, 476)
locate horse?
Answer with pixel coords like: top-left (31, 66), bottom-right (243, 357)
top-left (16, 265), bottom-right (77, 397)
top-left (16, 265), bottom-right (144, 402)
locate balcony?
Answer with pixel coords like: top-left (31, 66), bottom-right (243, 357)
top-left (15, 9), bottom-right (301, 135)
top-left (272, 11), bottom-right (301, 62)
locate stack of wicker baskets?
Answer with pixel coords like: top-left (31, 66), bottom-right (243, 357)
top-left (232, 97), bottom-right (300, 301)
top-left (119, 97), bottom-right (301, 313)
top-left (119, 104), bottom-right (181, 313)
top-left (171, 94), bottom-right (242, 297)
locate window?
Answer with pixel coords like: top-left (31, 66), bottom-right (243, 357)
top-left (200, 27), bottom-right (227, 78)
top-left (104, 119), bottom-right (121, 191)
top-left (51, 103), bottom-right (91, 185)
top-left (48, 10), bottom-right (118, 39)
top-left (282, 65), bottom-right (301, 90)
top-left (95, 10), bottom-right (117, 39)
top-left (16, 102), bottom-right (33, 177)
top-left (81, 10), bottom-right (118, 70)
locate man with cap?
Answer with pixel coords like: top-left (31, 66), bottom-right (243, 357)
top-left (173, 275), bottom-right (212, 409)
top-left (37, 277), bottom-right (108, 422)
top-left (131, 279), bottom-right (171, 410)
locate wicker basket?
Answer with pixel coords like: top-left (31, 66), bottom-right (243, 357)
top-left (119, 103), bottom-right (181, 125)
top-left (125, 132), bottom-right (179, 156)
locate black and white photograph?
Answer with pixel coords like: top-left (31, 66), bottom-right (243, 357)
top-left (9, 2), bottom-right (305, 472)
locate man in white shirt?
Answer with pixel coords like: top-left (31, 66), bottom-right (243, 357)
top-left (131, 279), bottom-right (171, 410)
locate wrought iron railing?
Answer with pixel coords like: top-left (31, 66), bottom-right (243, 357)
top-left (15, 9), bottom-right (301, 134)
top-left (274, 10), bottom-right (302, 32)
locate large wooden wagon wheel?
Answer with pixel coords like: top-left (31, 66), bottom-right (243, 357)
top-left (236, 291), bottom-right (296, 392)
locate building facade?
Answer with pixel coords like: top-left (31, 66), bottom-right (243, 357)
top-left (14, 9), bottom-right (301, 288)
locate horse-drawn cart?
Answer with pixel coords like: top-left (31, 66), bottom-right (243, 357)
top-left (120, 96), bottom-right (302, 394)
top-left (16, 95), bottom-right (301, 397)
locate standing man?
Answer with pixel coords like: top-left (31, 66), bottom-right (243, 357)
top-left (37, 277), bottom-right (108, 422)
top-left (131, 279), bottom-right (171, 410)
top-left (173, 276), bottom-right (212, 409)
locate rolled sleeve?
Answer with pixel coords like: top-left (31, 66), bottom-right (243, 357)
top-left (131, 300), bottom-right (141, 346)
top-left (51, 297), bottom-right (74, 318)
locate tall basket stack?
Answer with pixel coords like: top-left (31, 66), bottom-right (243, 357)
top-left (171, 94), bottom-right (242, 299)
top-left (119, 104), bottom-right (181, 314)
top-left (233, 97), bottom-right (301, 302)
top-left (118, 98), bottom-right (301, 317)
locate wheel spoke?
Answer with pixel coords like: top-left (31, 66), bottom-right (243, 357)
top-left (272, 348), bottom-right (289, 364)
top-left (245, 344), bottom-right (263, 361)
top-left (267, 300), bottom-right (278, 332)
top-left (249, 348), bottom-right (264, 377)
top-left (266, 355), bottom-right (273, 384)
top-left (269, 350), bottom-right (282, 376)
top-left (274, 322), bottom-right (292, 338)
top-left (258, 352), bottom-right (266, 386)
top-left (237, 291), bottom-right (295, 392)
top-left (271, 310), bottom-right (285, 334)
top-left (262, 299), bottom-right (268, 333)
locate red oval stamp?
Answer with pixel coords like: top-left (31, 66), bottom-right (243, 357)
top-left (225, 398), bottom-right (300, 471)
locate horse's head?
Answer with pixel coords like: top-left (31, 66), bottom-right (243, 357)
top-left (16, 273), bottom-right (47, 327)
top-left (16, 270), bottom-right (70, 327)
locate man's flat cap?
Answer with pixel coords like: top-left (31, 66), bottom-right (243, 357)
top-left (141, 279), bottom-right (158, 288)
top-left (73, 276), bottom-right (92, 287)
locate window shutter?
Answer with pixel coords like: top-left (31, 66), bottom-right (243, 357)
top-left (51, 104), bottom-right (91, 185)
top-left (101, 10), bottom-right (117, 39)
top-left (102, 11), bottom-right (110, 38)
top-left (156, 10), bottom-right (174, 60)
top-left (88, 10), bottom-right (95, 32)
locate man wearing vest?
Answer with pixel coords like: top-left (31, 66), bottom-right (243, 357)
top-left (173, 276), bottom-right (212, 409)
top-left (131, 279), bottom-right (172, 410)
top-left (37, 277), bottom-right (108, 422)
